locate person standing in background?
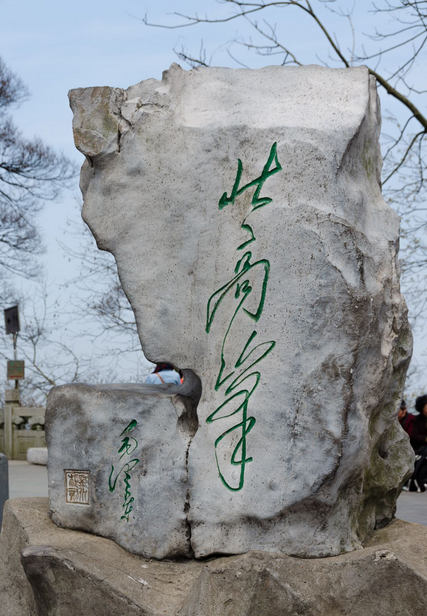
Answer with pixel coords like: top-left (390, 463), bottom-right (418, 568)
top-left (410, 395), bottom-right (427, 452)
top-left (398, 399), bottom-right (414, 435)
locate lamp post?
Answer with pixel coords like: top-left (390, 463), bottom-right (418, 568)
top-left (4, 306), bottom-right (22, 391)
top-left (3, 306), bottom-right (23, 459)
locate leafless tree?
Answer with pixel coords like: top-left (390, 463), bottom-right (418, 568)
top-left (0, 205), bottom-right (150, 404)
top-left (0, 57), bottom-right (76, 281)
top-left (0, 285), bottom-right (102, 405)
top-left (0, 270), bottom-right (150, 405)
top-left (61, 212), bottom-right (138, 340)
top-left (143, 1), bottom-right (427, 321)
top-left (58, 205), bottom-right (152, 381)
top-left (0, 57), bottom-right (80, 403)
top-left (140, 0), bottom-right (427, 396)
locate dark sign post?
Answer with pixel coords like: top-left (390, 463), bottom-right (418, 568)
top-left (3, 305), bottom-right (21, 392)
top-left (4, 306), bottom-right (20, 335)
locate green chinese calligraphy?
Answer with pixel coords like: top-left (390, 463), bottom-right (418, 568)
top-left (109, 419), bottom-right (140, 522)
top-left (206, 143), bottom-right (281, 491)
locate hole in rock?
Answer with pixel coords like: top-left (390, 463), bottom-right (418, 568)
top-left (378, 441), bottom-right (389, 460)
top-left (145, 360), bottom-right (202, 440)
top-left (145, 362), bottom-right (183, 386)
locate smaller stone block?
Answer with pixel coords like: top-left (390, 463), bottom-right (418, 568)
top-left (45, 371), bottom-right (200, 559)
top-left (26, 448), bottom-right (48, 466)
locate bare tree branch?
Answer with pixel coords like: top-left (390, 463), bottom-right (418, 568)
top-left (141, 0), bottom-right (427, 362)
top-left (0, 57), bottom-right (77, 281)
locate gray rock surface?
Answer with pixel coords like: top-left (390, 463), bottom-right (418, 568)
top-left (0, 454), bottom-right (8, 529)
top-left (67, 64), bottom-right (413, 558)
top-left (46, 371), bottom-right (200, 559)
top-left (27, 447), bottom-right (48, 466)
top-left (1, 498), bottom-right (427, 616)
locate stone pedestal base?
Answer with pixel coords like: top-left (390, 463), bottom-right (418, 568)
top-left (1, 498), bottom-right (426, 616)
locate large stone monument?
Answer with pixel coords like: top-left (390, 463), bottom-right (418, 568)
top-left (0, 63), bottom-right (420, 616)
top-left (46, 63), bottom-right (413, 560)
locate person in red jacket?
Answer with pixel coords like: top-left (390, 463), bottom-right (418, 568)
top-left (409, 395), bottom-right (427, 452)
top-left (398, 399), bottom-right (414, 435)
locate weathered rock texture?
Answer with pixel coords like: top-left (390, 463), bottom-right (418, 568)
top-left (1, 498), bottom-right (427, 616)
top-left (46, 371), bottom-right (200, 559)
top-left (63, 64), bottom-right (413, 558)
top-left (0, 454), bottom-right (8, 529)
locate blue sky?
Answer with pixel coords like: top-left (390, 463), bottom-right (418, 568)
top-left (1, 0), bottom-right (426, 394)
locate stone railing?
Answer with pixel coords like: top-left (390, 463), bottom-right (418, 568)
top-left (0, 401), bottom-right (46, 460)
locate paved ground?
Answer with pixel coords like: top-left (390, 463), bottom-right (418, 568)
top-left (396, 490), bottom-right (427, 526)
top-left (7, 460), bottom-right (48, 499)
top-left (3, 461), bottom-right (427, 526)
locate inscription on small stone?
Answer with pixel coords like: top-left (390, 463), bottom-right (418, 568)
top-left (64, 470), bottom-right (90, 505)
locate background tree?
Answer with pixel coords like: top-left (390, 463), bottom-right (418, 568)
top-left (0, 286), bottom-right (89, 405)
top-left (141, 0), bottom-right (427, 397)
top-left (0, 57), bottom-right (79, 403)
top-left (0, 278), bottom-right (147, 406)
top-left (0, 56), bottom-right (75, 281)
top-left (58, 204), bottom-right (152, 387)
top-left (143, 0), bottom-right (427, 326)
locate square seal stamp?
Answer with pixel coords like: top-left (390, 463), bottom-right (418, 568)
top-left (64, 470), bottom-right (90, 505)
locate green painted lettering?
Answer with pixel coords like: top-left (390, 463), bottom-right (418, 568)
top-left (206, 143), bottom-right (281, 491)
